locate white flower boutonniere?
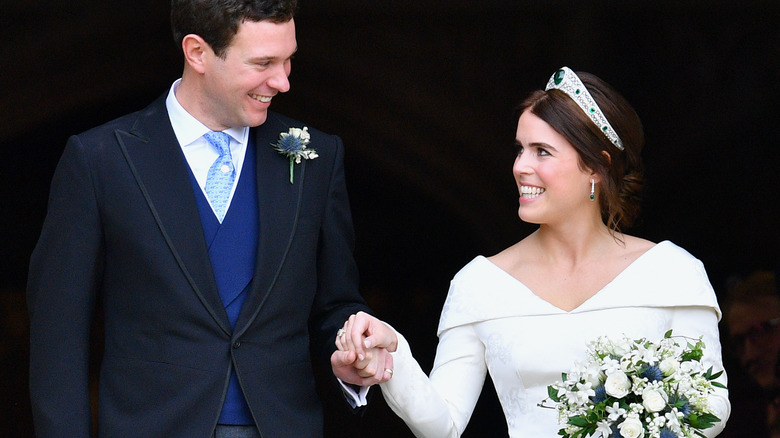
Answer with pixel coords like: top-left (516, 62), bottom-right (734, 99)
top-left (272, 126), bottom-right (318, 183)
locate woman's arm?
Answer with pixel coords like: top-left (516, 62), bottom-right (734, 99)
top-left (337, 311), bottom-right (487, 438)
top-left (670, 306), bottom-right (731, 437)
top-left (381, 324), bottom-right (488, 438)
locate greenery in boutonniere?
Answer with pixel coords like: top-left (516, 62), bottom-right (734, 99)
top-left (273, 126), bottom-right (318, 183)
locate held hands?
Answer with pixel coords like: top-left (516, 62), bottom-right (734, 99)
top-left (330, 311), bottom-right (398, 386)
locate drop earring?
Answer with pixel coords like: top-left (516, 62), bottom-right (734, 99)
top-left (589, 179), bottom-right (595, 201)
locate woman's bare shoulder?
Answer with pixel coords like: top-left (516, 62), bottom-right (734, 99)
top-left (623, 234), bottom-right (655, 252)
top-left (615, 234), bottom-right (656, 264)
top-left (487, 236), bottom-right (537, 269)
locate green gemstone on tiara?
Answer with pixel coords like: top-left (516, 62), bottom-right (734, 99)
top-left (553, 69), bottom-right (565, 85)
top-left (544, 66), bottom-right (625, 150)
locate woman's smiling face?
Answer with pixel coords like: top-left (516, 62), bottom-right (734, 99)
top-left (512, 110), bottom-right (595, 225)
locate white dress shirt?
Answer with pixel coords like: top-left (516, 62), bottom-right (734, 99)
top-left (165, 79), bottom-right (249, 222)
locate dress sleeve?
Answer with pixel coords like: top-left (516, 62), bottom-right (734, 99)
top-left (669, 306), bottom-right (731, 437)
top-left (380, 323), bottom-right (487, 438)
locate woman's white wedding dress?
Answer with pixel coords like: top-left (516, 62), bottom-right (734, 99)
top-left (380, 241), bottom-right (730, 437)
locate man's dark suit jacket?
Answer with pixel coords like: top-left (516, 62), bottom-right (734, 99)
top-left (27, 95), bottom-right (370, 437)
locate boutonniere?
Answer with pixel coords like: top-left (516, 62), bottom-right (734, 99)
top-left (272, 126), bottom-right (318, 184)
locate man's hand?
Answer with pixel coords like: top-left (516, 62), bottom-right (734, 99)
top-left (331, 311), bottom-right (398, 386)
top-left (331, 347), bottom-right (393, 386)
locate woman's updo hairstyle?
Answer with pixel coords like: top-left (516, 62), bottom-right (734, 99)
top-left (518, 70), bottom-right (645, 235)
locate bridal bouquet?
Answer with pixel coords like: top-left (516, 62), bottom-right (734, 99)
top-left (542, 330), bottom-right (725, 438)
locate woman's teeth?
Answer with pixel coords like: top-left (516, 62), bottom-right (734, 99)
top-left (520, 185), bottom-right (544, 198)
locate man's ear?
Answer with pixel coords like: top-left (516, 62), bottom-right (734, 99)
top-left (182, 34), bottom-right (209, 74)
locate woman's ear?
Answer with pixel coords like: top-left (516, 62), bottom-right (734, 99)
top-left (590, 150), bottom-right (612, 183)
top-left (601, 150), bottom-right (612, 166)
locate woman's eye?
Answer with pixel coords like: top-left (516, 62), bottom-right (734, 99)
top-left (537, 148), bottom-right (550, 156)
top-left (514, 143), bottom-right (523, 156)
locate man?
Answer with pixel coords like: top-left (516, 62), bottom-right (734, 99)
top-left (28, 1), bottom-right (388, 437)
top-left (722, 270), bottom-right (780, 437)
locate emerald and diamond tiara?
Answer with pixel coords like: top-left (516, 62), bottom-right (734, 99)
top-left (544, 66), bottom-right (624, 150)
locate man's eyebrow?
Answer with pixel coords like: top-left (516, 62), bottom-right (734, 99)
top-left (247, 47), bottom-right (298, 63)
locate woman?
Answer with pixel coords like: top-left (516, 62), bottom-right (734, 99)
top-left (338, 67), bottom-right (730, 437)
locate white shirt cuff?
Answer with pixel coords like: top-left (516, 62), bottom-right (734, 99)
top-left (338, 379), bottom-right (371, 408)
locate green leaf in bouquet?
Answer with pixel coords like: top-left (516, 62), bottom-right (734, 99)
top-left (548, 385), bottom-right (561, 402)
top-left (567, 415), bottom-right (589, 427)
top-left (682, 349), bottom-right (703, 362)
top-left (704, 366), bottom-right (723, 381)
top-left (687, 412), bottom-right (721, 430)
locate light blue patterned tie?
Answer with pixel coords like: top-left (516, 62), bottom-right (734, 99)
top-left (204, 131), bottom-right (235, 222)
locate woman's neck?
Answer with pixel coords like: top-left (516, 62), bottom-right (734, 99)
top-left (532, 221), bottom-right (619, 267)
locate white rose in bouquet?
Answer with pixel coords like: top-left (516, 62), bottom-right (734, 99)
top-left (618, 415), bottom-right (645, 438)
top-left (659, 357), bottom-right (678, 377)
top-left (604, 370), bottom-right (631, 398)
top-left (641, 387), bottom-right (667, 412)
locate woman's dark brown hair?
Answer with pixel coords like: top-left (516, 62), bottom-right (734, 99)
top-left (518, 70), bottom-right (645, 236)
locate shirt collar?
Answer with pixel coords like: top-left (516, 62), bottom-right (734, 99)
top-left (165, 79), bottom-right (248, 147)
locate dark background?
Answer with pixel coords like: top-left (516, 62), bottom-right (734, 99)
top-left (2, 1), bottom-right (778, 436)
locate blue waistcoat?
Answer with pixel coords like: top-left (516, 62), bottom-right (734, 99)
top-left (189, 138), bottom-right (258, 425)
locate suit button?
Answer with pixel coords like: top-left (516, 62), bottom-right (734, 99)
top-left (232, 341), bottom-right (241, 349)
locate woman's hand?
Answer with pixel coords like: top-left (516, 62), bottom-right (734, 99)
top-left (336, 311), bottom-right (398, 357)
top-left (331, 311), bottom-right (398, 385)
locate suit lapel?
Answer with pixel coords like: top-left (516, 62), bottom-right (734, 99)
top-left (115, 96), bottom-right (231, 335)
top-left (234, 113), bottom-right (305, 335)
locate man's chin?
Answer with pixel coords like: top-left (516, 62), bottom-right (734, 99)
top-left (247, 112), bottom-right (269, 127)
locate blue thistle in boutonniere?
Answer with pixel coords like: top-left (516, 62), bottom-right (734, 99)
top-left (272, 126), bottom-right (318, 183)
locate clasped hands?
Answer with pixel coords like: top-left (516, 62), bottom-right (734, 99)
top-left (330, 311), bottom-right (398, 386)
